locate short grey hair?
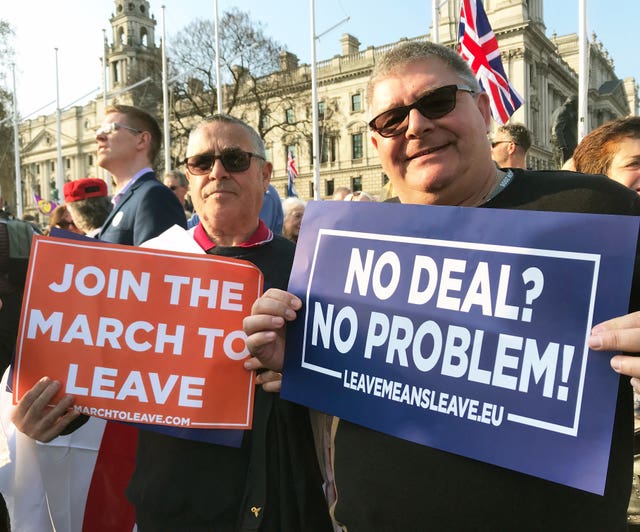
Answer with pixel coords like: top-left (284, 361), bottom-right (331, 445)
top-left (189, 113), bottom-right (265, 158)
top-left (163, 169), bottom-right (188, 187)
top-left (367, 41), bottom-right (481, 107)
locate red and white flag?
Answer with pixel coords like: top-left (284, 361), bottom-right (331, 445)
top-left (0, 369), bottom-right (137, 532)
top-left (458, 0), bottom-right (524, 124)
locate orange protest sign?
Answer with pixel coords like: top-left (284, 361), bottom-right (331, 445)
top-left (13, 235), bottom-right (263, 429)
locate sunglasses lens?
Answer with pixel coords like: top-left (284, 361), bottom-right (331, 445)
top-left (187, 155), bottom-right (214, 174)
top-left (372, 110), bottom-right (408, 137)
top-left (417, 86), bottom-right (457, 119)
top-left (221, 150), bottom-right (252, 172)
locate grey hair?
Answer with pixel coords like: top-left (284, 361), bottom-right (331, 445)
top-left (189, 113), bottom-right (266, 158)
top-left (281, 196), bottom-right (306, 217)
top-left (367, 41), bottom-right (481, 106)
top-left (163, 169), bottom-right (188, 187)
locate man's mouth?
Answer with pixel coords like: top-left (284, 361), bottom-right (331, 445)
top-left (408, 143), bottom-right (449, 160)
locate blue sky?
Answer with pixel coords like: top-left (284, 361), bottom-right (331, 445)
top-left (3, 0), bottom-right (637, 117)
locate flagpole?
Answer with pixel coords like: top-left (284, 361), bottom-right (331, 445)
top-left (214, 0), bottom-right (222, 113)
top-left (12, 64), bottom-right (23, 219)
top-left (55, 48), bottom-right (65, 204)
top-left (577, 0), bottom-right (589, 142)
top-left (161, 5), bottom-right (171, 172)
top-left (310, 0), bottom-right (320, 200)
top-left (432, 0), bottom-right (439, 43)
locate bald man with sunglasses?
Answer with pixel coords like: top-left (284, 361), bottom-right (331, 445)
top-left (244, 41), bottom-right (640, 531)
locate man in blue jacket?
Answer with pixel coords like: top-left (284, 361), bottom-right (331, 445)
top-left (96, 104), bottom-right (186, 245)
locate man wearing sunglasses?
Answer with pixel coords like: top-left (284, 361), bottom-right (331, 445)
top-left (244, 40), bottom-right (640, 531)
top-left (491, 123), bottom-right (532, 170)
top-left (95, 104), bottom-right (186, 245)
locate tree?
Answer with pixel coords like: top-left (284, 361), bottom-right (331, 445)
top-left (0, 20), bottom-right (16, 215)
top-left (167, 8), bottom-right (312, 165)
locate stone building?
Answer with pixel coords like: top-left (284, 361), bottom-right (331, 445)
top-left (13, 0), bottom-right (638, 220)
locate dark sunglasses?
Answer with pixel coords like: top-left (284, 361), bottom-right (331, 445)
top-left (368, 84), bottom-right (476, 138)
top-left (491, 140), bottom-right (517, 148)
top-left (182, 149), bottom-right (265, 175)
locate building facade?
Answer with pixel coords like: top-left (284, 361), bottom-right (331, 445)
top-left (14, 0), bottom-right (638, 220)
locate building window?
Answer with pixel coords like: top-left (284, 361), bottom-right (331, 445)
top-left (66, 158), bottom-right (71, 169)
top-left (260, 113), bottom-right (269, 131)
top-left (308, 181), bottom-right (315, 198)
top-left (88, 154), bottom-right (94, 166)
top-left (351, 176), bottom-right (362, 192)
top-left (285, 108), bottom-right (295, 124)
top-left (50, 161), bottom-right (55, 172)
top-left (351, 133), bottom-right (363, 160)
top-left (321, 136), bottom-right (337, 163)
top-left (326, 179), bottom-right (335, 197)
top-left (36, 163), bottom-right (40, 175)
top-left (264, 146), bottom-right (272, 162)
top-left (351, 93), bottom-right (362, 112)
top-left (318, 101), bottom-right (325, 120)
top-left (381, 173), bottom-right (389, 186)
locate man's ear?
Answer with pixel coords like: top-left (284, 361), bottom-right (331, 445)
top-left (261, 161), bottom-right (273, 192)
top-left (476, 92), bottom-right (492, 130)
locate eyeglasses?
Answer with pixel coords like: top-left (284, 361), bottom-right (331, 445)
top-left (368, 84), bottom-right (476, 138)
top-left (182, 149), bottom-right (265, 175)
top-left (491, 140), bottom-right (516, 148)
top-left (95, 122), bottom-right (143, 136)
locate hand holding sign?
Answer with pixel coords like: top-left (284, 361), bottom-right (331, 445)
top-left (244, 288), bottom-right (303, 372)
top-left (590, 311), bottom-right (640, 393)
top-left (11, 377), bottom-right (81, 442)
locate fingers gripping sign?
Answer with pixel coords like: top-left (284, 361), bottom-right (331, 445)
top-left (243, 288), bottom-right (302, 372)
top-left (11, 377), bottom-right (81, 442)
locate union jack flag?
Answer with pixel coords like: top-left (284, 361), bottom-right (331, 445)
top-left (287, 150), bottom-right (298, 198)
top-left (458, 0), bottom-right (524, 124)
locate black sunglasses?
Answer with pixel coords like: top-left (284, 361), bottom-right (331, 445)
top-left (182, 149), bottom-right (265, 175)
top-left (369, 84), bottom-right (476, 138)
top-left (491, 140), bottom-right (517, 148)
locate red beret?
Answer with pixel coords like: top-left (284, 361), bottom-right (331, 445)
top-left (63, 178), bottom-right (108, 203)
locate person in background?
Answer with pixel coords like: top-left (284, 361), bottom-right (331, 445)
top-left (344, 191), bottom-right (374, 202)
top-left (331, 186), bottom-right (351, 201)
top-left (244, 40), bottom-right (640, 531)
top-left (490, 123), bottom-right (532, 169)
top-left (95, 104), bottom-right (187, 245)
top-left (163, 169), bottom-right (193, 217)
top-left (573, 116), bottom-right (640, 193)
top-left (260, 184), bottom-right (284, 234)
top-left (44, 205), bottom-right (83, 236)
top-left (63, 178), bottom-right (112, 237)
top-left (281, 197), bottom-right (305, 243)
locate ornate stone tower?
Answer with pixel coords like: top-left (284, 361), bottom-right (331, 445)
top-left (106, 0), bottom-right (160, 106)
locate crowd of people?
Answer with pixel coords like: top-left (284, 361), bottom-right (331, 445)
top-left (0, 39), bottom-right (639, 531)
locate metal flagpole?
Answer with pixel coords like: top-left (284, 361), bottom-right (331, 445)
top-left (577, 0), bottom-right (589, 142)
top-left (55, 48), bottom-right (65, 204)
top-left (214, 0), bottom-right (222, 113)
top-left (12, 64), bottom-right (23, 219)
top-left (161, 5), bottom-right (171, 172)
top-left (310, 0), bottom-right (320, 200)
top-left (432, 0), bottom-right (439, 43)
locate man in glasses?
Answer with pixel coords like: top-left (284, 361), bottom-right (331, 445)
top-left (95, 104), bottom-right (186, 245)
top-left (11, 113), bottom-right (332, 531)
top-left (244, 40), bottom-right (640, 531)
top-left (163, 169), bottom-right (193, 217)
top-left (491, 123), bottom-right (532, 170)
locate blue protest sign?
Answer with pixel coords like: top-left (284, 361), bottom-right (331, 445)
top-left (281, 201), bottom-right (639, 494)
